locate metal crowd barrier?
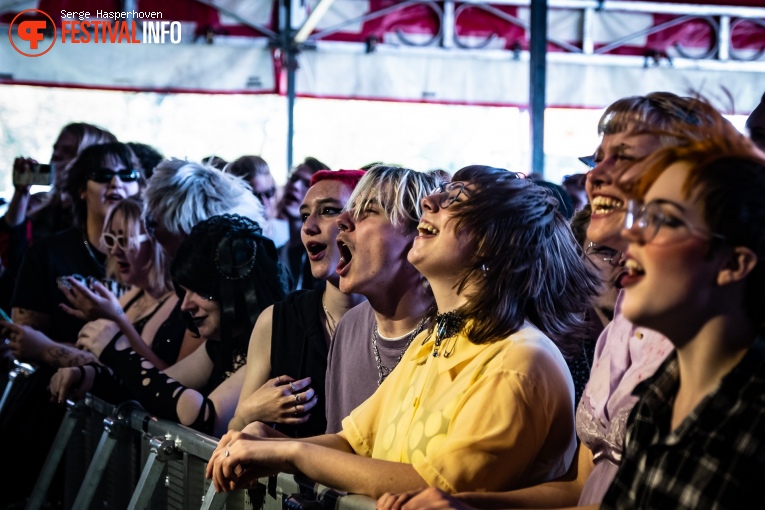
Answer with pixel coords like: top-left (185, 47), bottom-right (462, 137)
top-left (24, 394), bottom-right (376, 510)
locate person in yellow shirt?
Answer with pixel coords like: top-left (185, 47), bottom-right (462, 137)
top-left (205, 165), bottom-right (599, 498)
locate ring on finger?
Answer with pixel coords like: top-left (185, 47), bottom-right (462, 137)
top-left (277, 376), bottom-right (283, 385)
top-left (225, 450), bottom-right (230, 458)
top-left (294, 393), bottom-right (301, 404)
top-left (289, 381), bottom-right (297, 393)
top-left (294, 403), bottom-right (300, 415)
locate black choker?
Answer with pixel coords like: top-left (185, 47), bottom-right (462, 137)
top-left (432, 310), bottom-right (465, 358)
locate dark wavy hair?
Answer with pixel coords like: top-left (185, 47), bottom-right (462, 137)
top-left (444, 166), bottom-right (600, 358)
top-left (171, 214), bottom-right (288, 375)
top-left (65, 142), bottom-right (146, 227)
top-left (633, 122), bottom-right (765, 334)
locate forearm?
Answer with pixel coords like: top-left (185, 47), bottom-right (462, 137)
top-left (99, 340), bottom-right (215, 432)
top-left (114, 314), bottom-right (169, 370)
top-left (287, 442), bottom-right (428, 498)
top-left (456, 480), bottom-right (583, 509)
top-left (4, 189), bottom-right (30, 227)
top-left (43, 342), bottom-right (99, 368)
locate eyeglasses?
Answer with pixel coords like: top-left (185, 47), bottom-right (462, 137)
top-left (88, 168), bottom-right (140, 183)
top-left (624, 199), bottom-right (726, 244)
top-left (585, 242), bottom-right (622, 267)
top-left (254, 186), bottom-right (276, 203)
top-left (432, 182), bottom-right (468, 209)
top-left (102, 232), bottom-right (150, 251)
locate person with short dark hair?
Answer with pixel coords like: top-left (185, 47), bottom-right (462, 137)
top-left (205, 165), bottom-right (598, 499)
top-left (0, 141), bottom-right (143, 507)
top-left (224, 155), bottom-right (289, 248)
top-left (126, 142), bottom-right (164, 179)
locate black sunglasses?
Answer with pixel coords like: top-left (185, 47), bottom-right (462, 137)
top-left (88, 168), bottom-right (140, 183)
top-left (254, 186), bottom-right (277, 202)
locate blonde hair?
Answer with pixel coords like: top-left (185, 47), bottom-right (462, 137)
top-left (103, 197), bottom-right (173, 295)
top-left (346, 164), bottom-right (438, 232)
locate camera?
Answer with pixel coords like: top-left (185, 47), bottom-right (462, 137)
top-left (13, 162), bottom-right (53, 187)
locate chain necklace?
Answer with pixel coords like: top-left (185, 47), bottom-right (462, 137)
top-left (322, 294), bottom-right (338, 340)
top-left (372, 314), bottom-right (429, 386)
top-left (82, 232), bottom-right (105, 271)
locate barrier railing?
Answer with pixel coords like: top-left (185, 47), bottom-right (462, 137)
top-left (25, 393), bottom-right (376, 510)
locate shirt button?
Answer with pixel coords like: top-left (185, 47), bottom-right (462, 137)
top-left (636, 331), bottom-right (644, 340)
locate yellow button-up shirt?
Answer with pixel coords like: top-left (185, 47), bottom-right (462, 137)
top-left (341, 322), bottom-right (577, 493)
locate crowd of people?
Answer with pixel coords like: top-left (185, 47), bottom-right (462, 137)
top-left (0, 89), bottom-right (763, 510)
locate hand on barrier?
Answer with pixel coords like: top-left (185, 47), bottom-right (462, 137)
top-left (1, 319), bottom-right (54, 363)
top-left (206, 430), bottom-right (291, 492)
top-left (59, 277), bottom-right (122, 322)
top-left (377, 488), bottom-right (473, 510)
top-left (236, 375), bottom-right (318, 426)
top-left (49, 365), bottom-right (94, 403)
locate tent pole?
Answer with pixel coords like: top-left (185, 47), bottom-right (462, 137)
top-left (286, 49), bottom-right (296, 173)
top-left (529, 0), bottom-right (548, 178)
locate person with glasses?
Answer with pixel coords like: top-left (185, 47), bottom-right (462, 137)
top-left (600, 121), bottom-right (765, 509)
top-left (0, 142), bottom-right (144, 507)
top-left (377, 95), bottom-right (731, 510)
top-left (4, 197), bottom-right (201, 372)
top-left (0, 123), bottom-right (117, 326)
top-left (224, 155), bottom-right (290, 249)
top-left (205, 165), bottom-right (598, 499)
top-left (50, 214), bottom-right (288, 438)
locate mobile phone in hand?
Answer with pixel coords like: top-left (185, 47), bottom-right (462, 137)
top-left (0, 307), bottom-right (12, 323)
top-left (13, 161), bottom-right (53, 186)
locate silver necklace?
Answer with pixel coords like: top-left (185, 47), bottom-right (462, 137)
top-left (82, 233), bottom-right (105, 270)
top-left (322, 295), bottom-right (338, 340)
top-left (372, 315), bottom-right (429, 386)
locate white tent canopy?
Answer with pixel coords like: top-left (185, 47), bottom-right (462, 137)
top-left (1, 0), bottom-right (763, 113)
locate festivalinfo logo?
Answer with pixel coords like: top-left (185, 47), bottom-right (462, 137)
top-left (9, 8), bottom-right (182, 57)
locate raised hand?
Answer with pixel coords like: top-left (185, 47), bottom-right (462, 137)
top-left (59, 276), bottom-right (123, 322)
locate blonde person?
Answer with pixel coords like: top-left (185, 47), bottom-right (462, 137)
top-left (229, 170), bottom-right (366, 437)
top-left (205, 165), bottom-right (598, 498)
top-left (50, 215), bottom-right (288, 437)
top-left (4, 197), bottom-right (200, 373)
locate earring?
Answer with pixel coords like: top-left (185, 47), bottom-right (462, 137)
top-left (481, 264), bottom-right (489, 278)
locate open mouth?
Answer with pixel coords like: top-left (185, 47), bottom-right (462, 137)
top-left (105, 193), bottom-right (124, 203)
top-left (305, 241), bottom-right (327, 261)
top-left (336, 241), bottom-right (353, 274)
top-left (591, 196), bottom-right (624, 216)
top-left (116, 261), bottom-right (131, 274)
top-left (618, 258), bottom-right (645, 287)
top-left (417, 221), bottom-right (440, 237)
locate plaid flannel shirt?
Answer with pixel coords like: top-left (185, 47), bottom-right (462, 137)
top-left (602, 338), bottom-right (765, 509)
